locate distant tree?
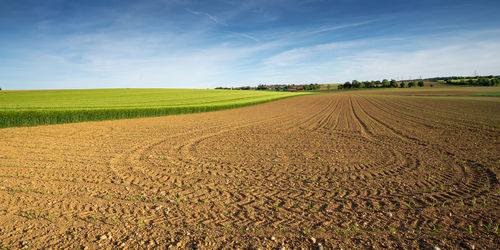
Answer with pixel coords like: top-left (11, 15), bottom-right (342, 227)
top-left (408, 81), bottom-right (415, 87)
top-left (430, 84), bottom-right (434, 87)
top-left (338, 84), bottom-right (343, 90)
top-left (382, 79), bottom-right (390, 88)
top-left (478, 77), bottom-right (491, 86)
top-left (399, 82), bottom-right (406, 88)
top-left (327, 84), bottom-right (331, 90)
top-left (492, 78), bottom-right (500, 86)
top-left (359, 81), bottom-right (366, 88)
top-left (390, 79), bottom-right (398, 88)
top-left (417, 81), bottom-right (424, 87)
top-left (350, 80), bottom-right (359, 88)
top-left (257, 84), bottom-right (267, 90)
top-left (344, 81), bottom-right (352, 89)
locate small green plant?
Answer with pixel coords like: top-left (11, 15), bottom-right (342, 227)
top-left (193, 223), bottom-right (203, 234)
top-left (307, 201), bottom-right (314, 210)
top-left (353, 224), bottom-right (359, 234)
top-left (467, 224), bottom-right (472, 233)
top-left (431, 225), bottom-right (441, 233)
top-left (472, 198), bottom-right (477, 207)
top-left (403, 201), bottom-right (412, 208)
top-left (392, 202), bottom-right (398, 209)
top-left (303, 225), bottom-right (311, 235)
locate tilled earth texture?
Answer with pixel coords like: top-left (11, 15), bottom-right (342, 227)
top-left (0, 88), bottom-right (499, 249)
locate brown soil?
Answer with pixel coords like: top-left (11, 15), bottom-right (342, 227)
top-left (0, 90), bottom-right (498, 249)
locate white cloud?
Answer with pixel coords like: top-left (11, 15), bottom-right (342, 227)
top-left (253, 30), bottom-right (500, 84)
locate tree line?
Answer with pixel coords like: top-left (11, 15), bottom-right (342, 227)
top-left (337, 79), bottom-right (425, 90)
top-left (216, 84), bottom-right (321, 91)
top-left (441, 77), bottom-right (500, 86)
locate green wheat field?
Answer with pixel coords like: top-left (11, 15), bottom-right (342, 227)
top-left (0, 89), bottom-right (305, 128)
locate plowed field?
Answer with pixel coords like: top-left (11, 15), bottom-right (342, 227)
top-left (0, 89), bottom-right (499, 249)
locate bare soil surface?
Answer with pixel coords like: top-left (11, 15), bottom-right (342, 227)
top-left (0, 90), bottom-right (498, 249)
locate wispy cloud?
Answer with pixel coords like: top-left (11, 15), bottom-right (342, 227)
top-left (229, 31), bottom-right (260, 42)
top-left (307, 19), bottom-right (383, 35)
top-left (256, 29), bottom-right (500, 83)
top-left (185, 8), bottom-right (226, 25)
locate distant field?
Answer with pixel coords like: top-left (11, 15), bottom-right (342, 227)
top-left (363, 86), bottom-right (500, 97)
top-left (0, 89), bottom-right (306, 128)
top-left (474, 91), bottom-right (500, 96)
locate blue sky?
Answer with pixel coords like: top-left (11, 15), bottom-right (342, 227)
top-left (1, 0), bottom-right (500, 90)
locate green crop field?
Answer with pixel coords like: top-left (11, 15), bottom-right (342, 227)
top-left (0, 89), bottom-right (306, 128)
top-left (474, 91), bottom-right (500, 96)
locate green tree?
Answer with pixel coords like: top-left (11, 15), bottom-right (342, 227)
top-left (408, 81), bottom-right (415, 87)
top-left (417, 81), bottom-right (424, 87)
top-left (382, 79), bottom-right (390, 88)
top-left (390, 79), bottom-right (398, 88)
top-left (351, 80), bottom-right (360, 88)
top-left (399, 82), bottom-right (406, 88)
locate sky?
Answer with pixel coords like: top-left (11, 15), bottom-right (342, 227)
top-left (1, 0), bottom-right (500, 90)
